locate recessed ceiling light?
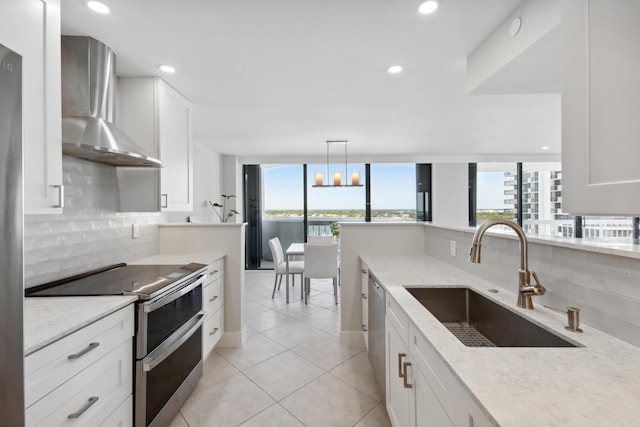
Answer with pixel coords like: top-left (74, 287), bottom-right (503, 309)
top-left (418, 0), bottom-right (439, 15)
top-left (158, 65), bottom-right (176, 74)
top-left (387, 65), bottom-right (403, 74)
top-left (541, 146), bottom-right (550, 150)
top-left (87, 1), bottom-right (110, 14)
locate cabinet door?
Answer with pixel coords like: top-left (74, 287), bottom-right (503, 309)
top-left (411, 365), bottom-right (454, 427)
top-left (158, 81), bottom-right (193, 211)
top-left (562, 0), bottom-right (640, 215)
top-left (0, 0), bottom-right (63, 214)
top-left (386, 318), bottom-right (411, 427)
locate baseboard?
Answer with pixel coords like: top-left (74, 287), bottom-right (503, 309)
top-left (216, 328), bottom-right (247, 347)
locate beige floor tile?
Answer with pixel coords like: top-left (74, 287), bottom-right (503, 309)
top-left (168, 411), bottom-right (188, 427)
top-left (198, 350), bottom-right (240, 389)
top-left (273, 300), bottom-right (323, 318)
top-left (216, 334), bottom-right (287, 370)
top-left (300, 309), bottom-right (341, 334)
top-left (244, 351), bottom-right (325, 401)
top-left (292, 333), bottom-right (365, 371)
top-left (280, 373), bottom-right (377, 427)
top-left (354, 403), bottom-right (393, 427)
top-left (262, 320), bottom-right (325, 349)
top-left (240, 403), bottom-right (304, 426)
top-left (180, 373), bottom-right (274, 427)
top-left (306, 292), bottom-right (339, 308)
top-left (245, 309), bottom-right (295, 333)
top-left (330, 351), bottom-right (382, 401)
top-left (245, 300), bottom-right (272, 316)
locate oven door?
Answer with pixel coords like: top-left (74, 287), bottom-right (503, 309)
top-left (137, 273), bottom-right (205, 359)
top-left (136, 311), bottom-right (205, 427)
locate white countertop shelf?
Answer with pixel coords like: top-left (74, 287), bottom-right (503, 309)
top-left (24, 296), bottom-right (137, 356)
top-left (361, 254), bottom-right (640, 426)
top-left (130, 252), bottom-right (224, 266)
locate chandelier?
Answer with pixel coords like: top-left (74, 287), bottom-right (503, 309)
top-left (312, 140), bottom-right (363, 187)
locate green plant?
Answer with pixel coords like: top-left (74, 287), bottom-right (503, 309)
top-left (209, 194), bottom-right (239, 223)
top-left (330, 222), bottom-right (340, 237)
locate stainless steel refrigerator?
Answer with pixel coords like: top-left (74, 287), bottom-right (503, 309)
top-left (0, 42), bottom-right (24, 426)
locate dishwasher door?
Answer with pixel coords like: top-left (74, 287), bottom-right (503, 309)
top-left (368, 275), bottom-right (386, 401)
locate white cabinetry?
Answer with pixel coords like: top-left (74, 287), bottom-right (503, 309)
top-left (25, 305), bottom-right (134, 426)
top-left (0, 0), bottom-right (63, 214)
top-left (385, 293), bottom-right (494, 427)
top-left (361, 261), bottom-right (369, 349)
top-left (118, 77), bottom-right (193, 211)
top-left (203, 257), bottom-right (225, 358)
top-left (562, 0), bottom-right (640, 215)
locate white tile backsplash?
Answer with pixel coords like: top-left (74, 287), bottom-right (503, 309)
top-left (24, 157), bottom-right (166, 287)
top-left (424, 225), bottom-right (640, 347)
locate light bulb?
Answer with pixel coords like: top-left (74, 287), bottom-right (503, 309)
top-left (419, 1), bottom-right (439, 15)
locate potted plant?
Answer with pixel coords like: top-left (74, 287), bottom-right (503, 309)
top-left (209, 194), bottom-right (239, 223)
top-left (330, 222), bottom-right (340, 238)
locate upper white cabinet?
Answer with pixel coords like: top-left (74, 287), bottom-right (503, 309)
top-left (0, 0), bottom-right (64, 214)
top-left (562, 0), bottom-right (640, 215)
top-left (118, 77), bottom-right (193, 212)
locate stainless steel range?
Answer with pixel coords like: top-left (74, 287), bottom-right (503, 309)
top-left (26, 262), bottom-right (208, 427)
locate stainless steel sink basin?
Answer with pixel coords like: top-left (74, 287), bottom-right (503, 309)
top-left (405, 287), bottom-right (580, 348)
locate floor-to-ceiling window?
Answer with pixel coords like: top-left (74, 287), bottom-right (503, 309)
top-left (307, 163), bottom-right (366, 236)
top-left (370, 164), bottom-right (416, 221)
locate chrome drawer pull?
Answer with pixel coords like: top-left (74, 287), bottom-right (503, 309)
top-left (68, 342), bottom-right (100, 360)
top-left (209, 295), bottom-right (219, 302)
top-left (403, 362), bottom-right (413, 389)
top-left (52, 184), bottom-right (64, 208)
top-left (68, 396), bottom-right (99, 419)
top-left (209, 328), bottom-right (219, 335)
top-left (211, 269), bottom-right (219, 274)
top-left (398, 353), bottom-right (407, 378)
top-left (362, 325), bottom-right (368, 331)
top-left (362, 293), bottom-right (367, 299)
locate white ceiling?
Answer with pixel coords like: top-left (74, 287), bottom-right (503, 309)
top-left (60, 0), bottom-right (561, 162)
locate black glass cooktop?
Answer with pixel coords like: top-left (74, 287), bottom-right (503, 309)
top-left (25, 263), bottom-right (207, 300)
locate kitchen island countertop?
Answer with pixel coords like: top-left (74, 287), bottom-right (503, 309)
top-left (362, 254), bottom-right (640, 426)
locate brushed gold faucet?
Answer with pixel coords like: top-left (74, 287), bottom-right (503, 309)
top-left (469, 219), bottom-right (546, 309)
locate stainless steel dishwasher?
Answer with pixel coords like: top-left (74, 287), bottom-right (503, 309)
top-left (368, 274), bottom-right (386, 401)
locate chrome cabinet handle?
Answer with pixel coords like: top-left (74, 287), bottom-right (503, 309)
top-left (361, 269), bottom-right (367, 274)
top-left (362, 293), bottom-right (367, 299)
top-left (68, 396), bottom-right (99, 419)
top-left (362, 325), bottom-right (368, 331)
top-left (403, 362), bottom-right (413, 389)
top-left (211, 269), bottom-right (219, 274)
top-left (53, 184), bottom-right (64, 208)
top-left (398, 353), bottom-right (407, 378)
top-left (209, 295), bottom-right (219, 302)
top-left (68, 342), bottom-right (100, 360)
top-left (209, 327), bottom-right (219, 335)
top-left (161, 193), bottom-right (168, 208)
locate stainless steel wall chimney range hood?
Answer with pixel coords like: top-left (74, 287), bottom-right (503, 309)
top-left (61, 36), bottom-right (161, 167)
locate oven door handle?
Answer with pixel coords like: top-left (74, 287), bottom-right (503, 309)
top-left (144, 274), bottom-right (206, 313)
top-left (142, 310), bottom-right (206, 372)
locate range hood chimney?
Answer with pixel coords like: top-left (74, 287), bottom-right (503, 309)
top-left (61, 36), bottom-right (161, 167)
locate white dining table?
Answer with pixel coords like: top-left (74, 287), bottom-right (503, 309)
top-left (285, 243), bottom-right (304, 303)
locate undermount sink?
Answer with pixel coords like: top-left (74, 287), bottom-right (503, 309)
top-left (405, 287), bottom-right (580, 348)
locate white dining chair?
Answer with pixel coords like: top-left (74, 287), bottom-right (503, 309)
top-left (307, 235), bottom-right (335, 244)
top-left (303, 243), bottom-right (339, 305)
top-left (268, 237), bottom-right (304, 299)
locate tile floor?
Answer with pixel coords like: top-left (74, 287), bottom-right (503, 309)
top-left (168, 270), bottom-right (392, 427)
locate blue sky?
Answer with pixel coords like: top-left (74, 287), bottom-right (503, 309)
top-left (263, 165), bottom-right (509, 211)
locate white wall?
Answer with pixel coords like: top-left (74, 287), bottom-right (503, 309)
top-left (221, 155), bottom-right (243, 222)
top-left (432, 163), bottom-right (469, 227)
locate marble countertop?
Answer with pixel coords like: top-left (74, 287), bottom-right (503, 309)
top-left (24, 296), bottom-right (137, 356)
top-left (361, 255), bottom-right (640, 426)
top-left (130, 252), bottom-right (225, 265)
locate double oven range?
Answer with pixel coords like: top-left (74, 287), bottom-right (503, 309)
top-left (26, 262), bottom-right (208, 427)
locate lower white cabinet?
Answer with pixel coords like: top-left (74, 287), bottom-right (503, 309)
top-left (25, 305), bottom-right (134, 426)
top-left (385, 294), bottom-right (495, 427)
top-left (203, 257), bottom-right (225, 358)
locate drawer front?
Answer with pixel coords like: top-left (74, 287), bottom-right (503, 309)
top-left (25, 305), bottom-right (134, 408)
top-left (203, 307), bottom-right (224, 359)
top-left (206, 259), bottom-right (224, 285)
top-left (203, 277), bottom-right (223, 317)
top-left (386, 295), bottom-right (409, 347)
top-left (26, 339), bottom-right (133, 427)
top-left (99, 395), bottom-right (133, 427)
top-left (410, 325), bottom-right (458, 421)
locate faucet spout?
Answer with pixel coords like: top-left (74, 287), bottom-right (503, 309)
top-left (469, 219), bottom-right (546, 309)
